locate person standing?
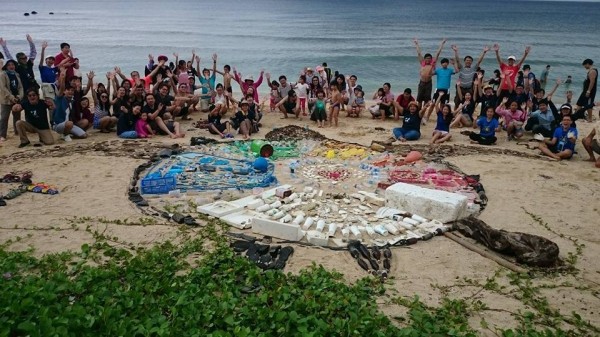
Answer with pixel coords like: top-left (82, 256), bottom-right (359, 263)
top-left (0, 35), bottom-right (39, 92)
top-left (413, 38), bottom-right (446, 104)
top-left (575, 59), bottom-right (597, 122)
top-left (0, 59), bottom-right (24, 143)
top-left (493, 44), bottom-right (531, 100)
top-left (540, 65), bottom-right (551, 89)
top-left (451, 44), bottom-right (489, 107)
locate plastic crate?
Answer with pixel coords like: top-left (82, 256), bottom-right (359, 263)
top-left (141, 175), bottom-right (177, 194)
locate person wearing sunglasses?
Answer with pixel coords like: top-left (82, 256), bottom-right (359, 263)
top-left (12, 89), bottom-right (55, 147)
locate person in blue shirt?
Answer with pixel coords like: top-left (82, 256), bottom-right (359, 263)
top-left (38, 41), bottom-right (58, 100)
top-left (385, 101), bottom-right (427, 143)
top-left (538, 115), bottom-right (577, 160)
top-left (432, 58), bottom-right (455, 104)
top-left (463, 106), bottom-right (499, 145)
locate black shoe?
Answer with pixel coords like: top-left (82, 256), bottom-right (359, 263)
top-left (18, 141), bottom-right (31, 148)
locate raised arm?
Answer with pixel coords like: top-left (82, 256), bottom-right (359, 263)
top-left (114, 66), bottom-right (128, 81)
top-left (38, 41), bottom-right (47, 67)
top-left (413, 38), bottom-right (423, 62)
top-left (146, 54), bottom-right (154, 73)
top-left (434, 38), bottom-right (446, 61)
top-left (26, 34), bottom-right (37, 61)
top-left (547, 78), bottom-right (561, 98)
top-left (419, 101), bottom-right (433, 118)
top-left (87, 71), bottom-right (96, 103)
top-left (516, 46), bottom-right (531, 68)
top-left (493, 44), bottom-right (502, 67)
top-left (475, 45), bottom-right (489, 69)
top-left (451, 45), bottom-right (462, 69)
top-left (0, 37), bottom-right (14, 60)
top-left (173, 52), bottom-right (179, 68)
top-left (212, 53), bottom-right (217, 75)
top-left (254, 69), bottom-right (264, 87)
top-left (57, 67), bottom-right (67, 96)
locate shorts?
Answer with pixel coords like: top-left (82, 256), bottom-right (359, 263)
top-left (225, 86), bottom-right (232, 93)
top-left (208, 123), bottom-right (227, 134)
top-left (576, 92), bottom-right (595, 108)
top-left (41, 83), bottom-right (56, 100)
top-left (592, 139), bottom-right (600, 154)
top-left (417, 80), bottom-right (432, 102)
top-left (52, 121), bottom-right (86, 137)
top-left (433, 130), bottom-right (449, 135)
top-left (379, 104), bottom-right (392, 116)
top-left (433, 89), bottom-right (450, 103)
top-left (462, 114), bottom-right (472, 124)
top-left (284, 101), bottom-right (296, 113)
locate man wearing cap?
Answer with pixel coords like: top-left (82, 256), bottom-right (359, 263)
top-left (0, 59), bottom-right (24, 143)
top-left (474, 72), bottom-right (498, 116)
top-left (525, 99), bottom-right (555, 138)
top-left (582, 118), bottom-right (600, 168)
top-left (493, 43), bottom-right (531, 100)
top-left (575, 59), bottom-right (597, 122)
top-left (451, 45), bottom-right (489, 107)
top-left (393, 88), bottom-right (415, 120)
top-left (0, 34), bottom-right (39, 92)
top-left (552, 102), bottom-right (584, 129)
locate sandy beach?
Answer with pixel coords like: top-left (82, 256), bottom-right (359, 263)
top-left (1, 99), bottom-right (599, 335)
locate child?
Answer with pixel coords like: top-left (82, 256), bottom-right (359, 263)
top-left (463, 106), bottom-right (499, 145)
top-left (74, 97), bottom-right (93, 131)
top-left (311, 90), bottom-right (327, 128)
top-left (328, 83), bottom-right (342, 127)
top-left (268, 80), bottom-right (280, 112)
top-left (495, 97), bottom-right (527, 141)
top-left (449, 91), bottom-right (475, 128)
top-left (233, 100), bottom-right (253, 140)
top-left (293, 75), bottom-right (310, 116)
top-left (369, 88), bottom-right (385, 118)
top-left (431, 100), bottom-right (454, 144)
top-left (349, 87), bottom-right (365, 118)
top-left (207, 107), bottom-right (233, 138)
top-left (136, 111), bottom-right (154, 138)
top-left (162, 112), bottom-right (185, 138)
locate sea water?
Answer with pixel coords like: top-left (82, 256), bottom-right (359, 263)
top-left (1, 0), bottom-right (599, 98)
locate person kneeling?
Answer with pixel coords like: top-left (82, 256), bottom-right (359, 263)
top-left (12, 89), bottom-right (55, 148)
top-left (465, 107), bottom-right (499, 145)
top-left (538, 115), bottom-right (577, 161)
top-left (582, 120), bottom-right (600, 168)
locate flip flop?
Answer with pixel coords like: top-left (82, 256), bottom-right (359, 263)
top-left (270, 246), bottom-right (293, 270)
top-left (0, 198), bottom-right (5, 206)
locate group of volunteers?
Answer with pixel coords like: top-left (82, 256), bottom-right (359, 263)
top-left (0, 35), bottom-right (598, 167)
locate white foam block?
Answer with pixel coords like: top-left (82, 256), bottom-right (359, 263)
top-left (306, 231), bottom-right (329, 246)
top-left (251, 218), bottom-right (304, 241)
top-left (197, 200), bottom-right (243, 217)
top-left (220, 210), bottom-right (265, 229)
top-left (385, 182), bottom-right (468, 223)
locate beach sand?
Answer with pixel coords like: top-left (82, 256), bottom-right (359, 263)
top-left (1, 99), bottom-right (599, 335)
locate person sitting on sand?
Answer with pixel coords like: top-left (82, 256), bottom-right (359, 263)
top-left (12, 88), bottom-right (55, 147)
top-left (209, 83), bottom-right (229, 116)
top-left (430, 96), bottom-right (453, 144)
top-left (495, 97), bottom-right (527, 141)
top-left (369, 87), bottom-right (385, 118)
top-left (538, 115), bottom-right (577, 160)
top-left (464, 106), bottom-right (500, 145)
top-left (582, 119), bottom-right (600, 168)
top-left (142, 93), bottom-right (177, 139)
top-left (525, 98), bottom-right (555, 138)
top-left (386, 101), bottom-right (427, 143)
top-left (116, 103), bottom-right (140, 139)
top-left (413, 38), bottom-right (446, 104)
top-left (207, 104), bottom-right (233, 139)
top-left (246, 94), bottom-right (262, 127)
top-left (449, 86), bottom-right (475, 128)
top-left (377, 82), bottom-right (395, 121)
top-left (90, 72), bottom-right (118, 133)
top-left (276, 89), bottom-right (300, 119)
top-left (392, 88), bottom-right (415, 120)
top-left (474, 74), bottom-right (498, 118)
top-left (349, 86), bottom-right (364, 118)
top-left (162, 112), bottom-right (184, 138)
top-left (233, 100), bottom-right (253, 140)
top-left (51, 67), bottom-right (87, 141)
top-left (135, 109), bottom-right (154, 139)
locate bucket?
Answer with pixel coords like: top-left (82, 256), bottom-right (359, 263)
top-left (250, 140), bottom-right (274, 158)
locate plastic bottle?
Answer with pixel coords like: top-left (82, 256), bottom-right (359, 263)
top-left (316, 219), bottom-right (326, 232)
top-left (302, 217), bottom-right (314, 230)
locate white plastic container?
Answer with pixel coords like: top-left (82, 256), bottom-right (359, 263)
top-left (403, 217), bottom-right (420, 226)
top-left (256, 204), bottom-right (272, 213)
top-left (327, 223), bottom-right (338, 237)
top-left (384, 223), bottom-right (399, 235)
top-left (350, 225), bottom-right (361, 239)
top-left (280, 214), bottom-right (293, 223)
top-left (411, 214), bottom-right (428, 223)
top-left (302, 217), bottom-right (314, 230)
top-left (272, 211), bottom-right (285, 220)
top-left (292, 214), bottom-right (305, 225)
top-left (316, 219), bottom-right (326, 232)
top-left (365, 225), bottom-right (376, 237)
top-left (270, 200), bottom-right (282, 208)
top-left (374, 225), bottom-right (389, 236)
top-left (247, 199), bottom-right (265, 210)
top-left (341, 227), bottom-right (350, 240)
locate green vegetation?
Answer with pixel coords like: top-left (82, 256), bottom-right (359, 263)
top-left (0, 212), bottom-right (597, 336)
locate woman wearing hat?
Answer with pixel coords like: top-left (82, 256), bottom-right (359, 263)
top-left (0, 59), bottom-right (24, 143)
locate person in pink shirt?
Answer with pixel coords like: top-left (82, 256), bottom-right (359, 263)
top-left (233, 67), bottom-right (264, 103)
top-left (496, 97), bottom-right (527, 141)
top-left (136, 110), bottom-right (153, 138)
top-left (115, 59), bottom-right (165, 94)
top-left (54, 42), bottom-right (75, 81)
top-left (493, 43), bottom-right (531, 100)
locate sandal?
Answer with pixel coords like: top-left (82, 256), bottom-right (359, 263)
top-left (3, 185), bottom-right (28, 200)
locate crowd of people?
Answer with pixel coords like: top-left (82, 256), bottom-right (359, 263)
top-left (0, 35), bottom-right (598, 167)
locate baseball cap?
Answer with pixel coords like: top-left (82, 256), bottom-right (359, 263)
top-left (560, 103), bottom-right (572, 111)
top-left (483, 84), bottom-right (493, 90)
top-left (508, 55), bottom-right (516, 61)
top-left (306, 67), bottom-right (313, 72)
top-left (245, 76), bottom-right (254, 81)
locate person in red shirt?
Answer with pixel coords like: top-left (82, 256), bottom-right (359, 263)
top-left (493, 43), bottom-right (530, 101)
top-left (54, 42), bottom-right (75, 81)
top-left (393, 88), bottom-right (415, 120)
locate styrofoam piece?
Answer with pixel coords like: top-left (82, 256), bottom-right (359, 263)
top-left (256, 204), bottom-right (272, 213)
top-left (194, 197), bottom-right (212, 206)
top-left (281, 214), bottom-right (293, 223)
top-left (270, 200), bottom-right (282, 208)
top-left (376, 207), bottom-right (406, 219)
top-left (197, 201), bottom-right (243, 217)
top-left (374, 225), bottom-right (389, 236)
top-left (292, 214), bottom-right (305, 225)
top-left (251, 218), bottom-right (304, 241)
top-left (385, 182), bottom-right (469, 223)
top-left (349, 225), bottom-right (361, 239)
top-left (247, 199), bottom-right (265, 210)
top-left (350, 193), bottom-right (365, 202)
top-left (358, 191), bottom-right (385, 206)
top-left (365, 225), bottom-right (375, 237)
top-left (384, 223), bottom-right (399, 235)
top-left (284, 193), bottom-right (298, 203)
top-left (220, 210), bottom-right (264, 229)
top-left (397, 221), bottom-right (414, 230)
top-left (231, 185), bottom-right (291, 208)
top-left (330, 238), bottom-right (348, 248)
top-left (402, 217), bottom-right (420, 226)
top-left (306, 231), bottom-right (329, 246)
top-left (316, 219), bottom-right (326, 232)
top-left (327, 223), bottom-right (338, 237)
top-left (302, 217), bottom-right (314, 230)
top-left (266, 209), bottom-right (279, 216)
top-left (341, 228), bottom-right (350, 240)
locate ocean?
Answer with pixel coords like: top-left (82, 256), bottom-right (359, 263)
top-left (1, 0), bottom-right (599, 99)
